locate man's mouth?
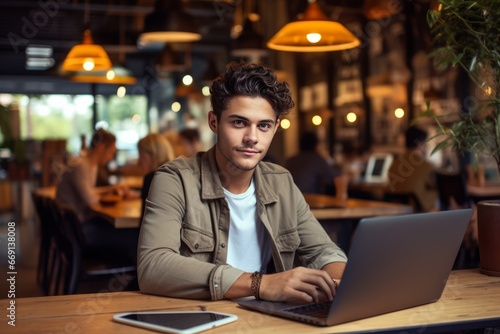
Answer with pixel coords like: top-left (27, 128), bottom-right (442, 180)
top-left (237, 148), bottom-right (260, 156)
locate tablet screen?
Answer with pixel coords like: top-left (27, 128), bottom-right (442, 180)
top-left (119, 312), bottom-right (233, 330)
top-left (114, 311), bottom-right (237, 332)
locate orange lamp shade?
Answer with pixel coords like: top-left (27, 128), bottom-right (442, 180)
top-left (62, 29), bottom-right (112, 72)
top-left (267, 2), bottom-right (360, 52)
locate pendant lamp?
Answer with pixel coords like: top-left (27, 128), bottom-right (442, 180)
top-left (62, 28), bottom-right (112, 72)
top-left (231, 18), bottom-right (268, 62)
top-left (70, 8), bottom-right (135, 84)
top-left (62, 0), bottom-right (111, 72)
top-left (139, 0), bottom-right (201, 44)
top-left (157, 44), bottom-right (188, 74)
top-left (231, 0), bottom-right (267, 61)
top-left (267, 0), bottom-right (360, 52)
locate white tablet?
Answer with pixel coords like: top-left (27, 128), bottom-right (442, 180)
top-left (364, 152), bottom-right (393, 183)
top-left (113, 311), bottom-right (238, 334)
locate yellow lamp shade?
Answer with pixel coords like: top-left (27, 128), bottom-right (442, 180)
top-left (139, 31), bottom-right (201, 44)
top-left (267, 2), bottom-right (360, 52)
top-left (62, 29), bottom-right (112, 72)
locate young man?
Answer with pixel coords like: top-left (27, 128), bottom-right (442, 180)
top-left (387, 125), bottom-right (438, 212)
top-left (286, 131), bottom-right (340, 194)
top-left (138, 62), bottom-right (347, 303)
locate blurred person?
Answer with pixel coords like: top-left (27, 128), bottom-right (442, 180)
top-left (138, 133), bottom-right (176, 221)
top-left (163, 130), bottom-right (188, 157)
top-left (138, 62), bottom-right (347, 303)
top-left (387, 125), bottom-right (438, 212)
top-left (178, 128), bottom-right (202, 157)
top-left (56, 128), bottom-right (139, 264)
top-left (285, 132), bottom-right (340, 194)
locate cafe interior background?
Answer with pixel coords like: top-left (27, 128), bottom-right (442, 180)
top-left (0, 0), bottom-right (497, 296)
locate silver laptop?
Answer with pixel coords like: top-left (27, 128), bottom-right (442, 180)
top-left (237, 209), bottom-right (472, 326)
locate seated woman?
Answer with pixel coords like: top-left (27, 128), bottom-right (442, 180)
top-left (137, 133), bottom-right (176, 221)
top-left (56, 128), bottom-right (139, 265)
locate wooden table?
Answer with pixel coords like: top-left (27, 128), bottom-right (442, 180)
top-left (32, 186), bottom-right (141, 229)
top-left (467, 183), bottom-right (500, 198)
top-left (97, 194), bottom-right (413, 229)
top-left (304, 193), bottom-right (413, 220)
top-left (92, 199), bottom-right (142, 229)
top-left (348, 180), bottom-right (388, 200)
top-left (2, 269), bottom-right (499, 333)
top-left (34, 188), bottom-right (412, 229)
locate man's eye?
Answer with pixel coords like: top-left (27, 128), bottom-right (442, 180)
top-left (258, 123), bottom-right (272, 130)
top-left (233, 120), bottom-right (245, 126)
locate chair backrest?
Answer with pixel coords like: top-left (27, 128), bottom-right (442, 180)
top-left (41, 139), bottom-right (67, 187)
top-left (31, 191), bottom-right (51, 234)
top-left (434, 171), bottom-right (469, 210)
top-left (383, 192), bottom-right (422, 213)
top-left (47, 199), bottom-right (89, 295)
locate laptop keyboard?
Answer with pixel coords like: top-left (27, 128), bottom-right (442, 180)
top-left (283, 301), bottom-right (332, 318)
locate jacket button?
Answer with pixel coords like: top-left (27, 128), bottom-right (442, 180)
top-left (194, 244), bottom-right (199, 249)
top-left (220, 243), bottom-right (226, 248)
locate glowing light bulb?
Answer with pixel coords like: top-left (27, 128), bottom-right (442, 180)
top-left (312, 115), bottom-right (322, 125)
top-left (394, 108), bottom-right (405, 119)
top-left (306, 33), bottom-right (322, 44)
top-left (346, 112), bottom-right (357, 123)
top-left (116, 86), bottom-right (126, 97)
top-left (202, 86), bottom-right (210, 96)
top-left (83, 59), bottom-right (95, 71)
top-left (182, 75), bottom-right (193, 86)
top-left (106, 70), bottom-right (115, 80)
top-left (280, 119), bottom-right (291, 129)
top-left (171, 102), bottom-right (181, 112)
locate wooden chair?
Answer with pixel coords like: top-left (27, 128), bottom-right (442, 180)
top-left (48, 200), bottom-right (136, 295)
top-left (40, 139), bottom-right (67, 187)
top-left (434, 170), bottom-right (479, 269)
top-left (31, 191), bottom-right (59, 295)
top-left (434, 171), bottom-right (470, 210)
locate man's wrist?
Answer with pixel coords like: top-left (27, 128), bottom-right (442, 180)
top-left (250, 271), bottom-right (263, 300)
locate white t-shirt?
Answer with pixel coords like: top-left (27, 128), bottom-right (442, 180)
top-left (224, 179), bottom-right (272, 273)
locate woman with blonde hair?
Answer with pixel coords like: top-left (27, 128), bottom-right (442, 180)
top-left (138, 133), bottom-right (175, 220)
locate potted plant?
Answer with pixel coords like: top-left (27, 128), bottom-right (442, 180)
top-left (0, 104), bottom-right (29, 180)
top-left (422, 0), bottom-right (500, 276)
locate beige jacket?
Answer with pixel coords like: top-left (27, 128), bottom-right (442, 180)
top-left (137, 146), bottom-right (347, 300)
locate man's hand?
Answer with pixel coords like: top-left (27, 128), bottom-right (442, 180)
top-left (259, 267), bottom-right (337, 304)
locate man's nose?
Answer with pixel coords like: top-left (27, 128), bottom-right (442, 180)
top-left (243, 125), bottom-right (258, 143)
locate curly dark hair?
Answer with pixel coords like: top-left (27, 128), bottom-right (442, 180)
top-left (209, 61), bottom-right (294, 120)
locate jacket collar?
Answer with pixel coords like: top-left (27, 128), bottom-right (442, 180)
top-left (200, 146), bottom-right (278, 205)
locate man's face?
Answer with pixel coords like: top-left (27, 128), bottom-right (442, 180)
top-left (209, 96), bottom-right (280, 175)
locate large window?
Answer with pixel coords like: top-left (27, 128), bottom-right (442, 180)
top-left (1, 93), bottom-right (148, 165)
top-left (96, 94), bottom-right (148, 165)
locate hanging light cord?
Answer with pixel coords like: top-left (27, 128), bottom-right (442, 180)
top-left (84, 0), bottom-right (89, 25)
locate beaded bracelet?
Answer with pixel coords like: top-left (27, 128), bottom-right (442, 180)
top-left (250, 271), bottom-right (263, 300)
